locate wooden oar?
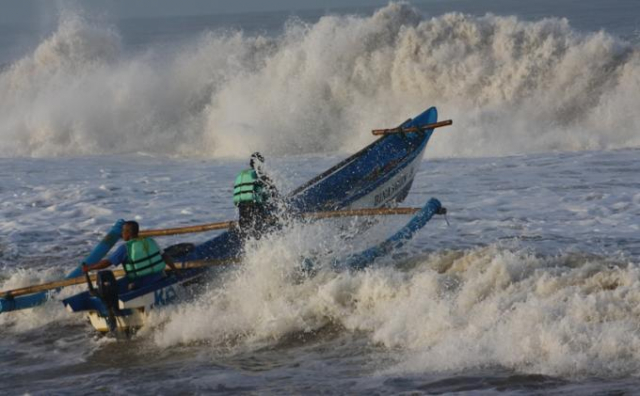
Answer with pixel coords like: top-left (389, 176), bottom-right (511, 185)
top-left (372, 119), bottom-right (452, 136)
top-left (139, 207), bottom-right (421, 237)
top-left (0, 258), bottom-right (239, 299)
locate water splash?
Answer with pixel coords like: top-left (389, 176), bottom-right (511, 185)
top-left (1, 4), bottom-right (639, 158)
top-left (151, 242), bottom-right (640, 378)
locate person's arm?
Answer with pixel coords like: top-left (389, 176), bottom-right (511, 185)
top-left (83, 245), bottom-right (125, 273)
top-left (162, 253), bottom-right (182, 278)
top-left (83, 258), bottom-right (112, 273)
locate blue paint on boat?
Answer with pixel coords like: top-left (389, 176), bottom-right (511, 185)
top-left (335, 198), bottom-right (442, 270)
top-left (180, 106), bottom-right (440, 264)
top-left (289, 107), bottom-right (438, 212)
top-left (63, 267), bottom-right (207, 316)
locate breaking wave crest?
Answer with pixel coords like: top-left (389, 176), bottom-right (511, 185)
top-left (0, 266), bottom-right (87, 332)
top-left (152, 242), bottom-right (640, 379)
top-left (1, 3), bottom-right (640, 158)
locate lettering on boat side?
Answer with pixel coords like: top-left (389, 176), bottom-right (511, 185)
top-left (374, 170), bottom-right (411, 206)
top-left (154, 286), bottom-right (178, 306)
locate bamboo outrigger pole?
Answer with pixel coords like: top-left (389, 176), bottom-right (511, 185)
top-left (139, 207), bottom-right (422, 237)
top-left (0, 207), bottom-right (425, 298)
top-left (139, 221), bottom-right (236, 237)
top-left (372, 119), bottom-right (452, 136)
top-left (305, 207), bottom-right (419, 220)
top-left (0, 258), bottom-right (240, 299)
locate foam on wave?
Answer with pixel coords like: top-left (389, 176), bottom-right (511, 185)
top-left (1, 3), bottom-right (639, 158)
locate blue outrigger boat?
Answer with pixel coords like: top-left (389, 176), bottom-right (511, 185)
top-left (1, 107), bottom-right (447, 333)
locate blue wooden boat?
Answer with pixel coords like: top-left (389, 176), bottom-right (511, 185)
top-left (66, 197), bottom-right (444, 333)
top-left (2, 106), bottom-right (445, 333)
top-left (178, 106), bottom-right (441, 264)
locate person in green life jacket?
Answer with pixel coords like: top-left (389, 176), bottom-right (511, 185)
top-left (82, 220), bottom-right (181, 290)
top-left (233, 152), bottom-right (281, 239)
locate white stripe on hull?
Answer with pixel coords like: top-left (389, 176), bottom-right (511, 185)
top-left (348, 159), bottom-right (420, 209)
top-left (85, 277), bottom-right (193, 333)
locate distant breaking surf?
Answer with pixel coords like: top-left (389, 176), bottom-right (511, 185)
top-left (1, 3), bottom-right (639, 158)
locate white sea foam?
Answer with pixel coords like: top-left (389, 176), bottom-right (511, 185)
top-left (1, 4), bottom-right (639, 158)
top-left (151, 243), bottom-right (640, 378)
top-left (376, 247), bottom-right (640, 378)
top-left (0, 267), bottom-right (86, 332)
top-left (0, 148), bottom-right (638, 381)
top-left (150, 215), bottom-right (400, 347)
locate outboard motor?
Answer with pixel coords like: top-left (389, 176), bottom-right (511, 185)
top-left (95, 270), bottom-right (120, 333)
top-left (96, 270), bottom-right (119, 310)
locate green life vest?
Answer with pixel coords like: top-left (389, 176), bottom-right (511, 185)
top-left (124, 237), bottom-right (166, 279)
top-left (233, 169), bottom-right (265, 206)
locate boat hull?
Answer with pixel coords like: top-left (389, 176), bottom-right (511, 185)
top-left (180, 106), bottom-right (440, 264)
top-left (64, 268), bottom-right (207, 333)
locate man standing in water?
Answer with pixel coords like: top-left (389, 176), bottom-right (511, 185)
top-left (83, 220), bottom-right (181, 290)
top-left (233, 152), bottom-right (282, 239)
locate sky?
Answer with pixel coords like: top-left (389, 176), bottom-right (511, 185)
top-left (0, 0), bottom-right (393, 25)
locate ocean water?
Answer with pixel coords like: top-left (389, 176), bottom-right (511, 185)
top-left (1, 1), bottom-right (640, 394)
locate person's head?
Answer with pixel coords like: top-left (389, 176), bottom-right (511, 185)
top-left (122, 221), bottom-right (139, 241)
top-left (249, 152), bottom-right (264, 169)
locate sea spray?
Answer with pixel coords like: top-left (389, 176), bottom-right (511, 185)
top-left (359, 247), bottom-right (640, 378)
top-left (153, 241), bottom-right (640, 378)
top-left (148, 211), bottom-right (412, 345)
top-left (2, 4), bottom-right (640, 158)
top-left (0, 267), bottom-right (87, 332)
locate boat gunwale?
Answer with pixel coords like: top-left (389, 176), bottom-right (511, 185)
top-left (335, 134), bottom-right (429, 208)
